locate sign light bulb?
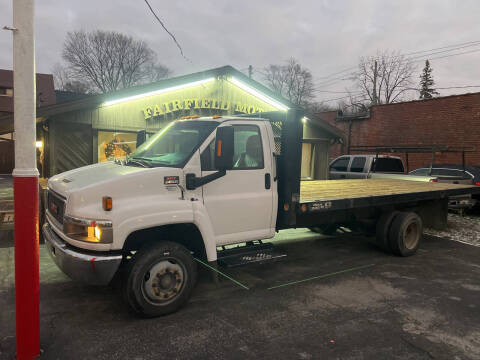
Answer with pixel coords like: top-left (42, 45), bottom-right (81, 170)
top-left (230, 77), bottom-right (289, 111)
top-left (103, 78), bottom-right (216, 106)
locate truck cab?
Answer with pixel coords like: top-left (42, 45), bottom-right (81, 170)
top-left (43, 116), bottom-right (278, 316)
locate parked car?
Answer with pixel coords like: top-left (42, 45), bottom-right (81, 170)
top-left (329, 155), bottom-right (436, 182)
top-left (409, 164), bottom-right (480, 209)
top-left (409, 164), bottom-right (480, 184)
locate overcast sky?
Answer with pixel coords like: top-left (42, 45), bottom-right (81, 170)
top-left (1, 0), bottom-right (480, 104)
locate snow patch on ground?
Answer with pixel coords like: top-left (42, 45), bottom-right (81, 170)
top-left (425, 213), bottom-right (480, 247)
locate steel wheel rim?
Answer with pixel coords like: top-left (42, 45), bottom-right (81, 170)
top-left (142, 258), bottom-right (186, 305)
top-left (404, 222), bottom-right (419, 249)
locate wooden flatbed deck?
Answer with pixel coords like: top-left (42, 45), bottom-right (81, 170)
top-left (300, 179), bottom-right (477, 203)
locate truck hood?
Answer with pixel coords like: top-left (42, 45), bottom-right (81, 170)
top-left (48, 162), bottom-right (152, 197)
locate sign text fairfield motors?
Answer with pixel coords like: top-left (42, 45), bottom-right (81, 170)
top-left (142, 98), bottom-right (265, 120)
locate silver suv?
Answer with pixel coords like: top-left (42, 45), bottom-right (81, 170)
top-left (329, 155), bottom-right (404, 179)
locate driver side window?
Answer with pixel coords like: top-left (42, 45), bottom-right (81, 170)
top-left (200, 125), bottom-right (264, 171)
top-left (232, 125), bottom-right (264, 170)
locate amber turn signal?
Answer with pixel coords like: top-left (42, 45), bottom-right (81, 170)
top-left (102, 196), bottom-right (113, 211)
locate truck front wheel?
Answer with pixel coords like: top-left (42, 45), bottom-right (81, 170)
top-left (123, 241), bottom-right (197, 317)
top-left (388, 212), bottom-right (423, 257)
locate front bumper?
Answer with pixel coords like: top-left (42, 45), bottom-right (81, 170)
top-left (43, 223), bottom-right (122, 285)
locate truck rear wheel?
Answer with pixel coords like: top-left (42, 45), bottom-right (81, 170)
top-left (388, 212), bottom-right (423, 257)
top-left (123, 241), bottom-right (197, 317)
top-left (375, 211), bottom-right (400, 251)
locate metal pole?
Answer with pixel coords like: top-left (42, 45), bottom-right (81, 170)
top-left (12, 0), bottom-right (40, 358)
top-left (428, 148), bottom-right (435, 176)
top-left (372, 60), bottom-right (378, 105)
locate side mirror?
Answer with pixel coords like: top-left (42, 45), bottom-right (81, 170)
top-left (136, 130), bottom-right (147, 147)
top-left (214, 126), bottom-right (234, 171)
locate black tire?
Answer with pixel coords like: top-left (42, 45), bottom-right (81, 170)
top-left (375, 211), bottom-right (400, 252)
top-left (123, 241), bottom-right (197, 317)
top-left (388, 212), bottom-right (423, 257)
top-left (308, 224), bottom-right (338, 235)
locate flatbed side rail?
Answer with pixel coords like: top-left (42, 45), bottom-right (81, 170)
top-left (298, 185), bottom-right (480, 213)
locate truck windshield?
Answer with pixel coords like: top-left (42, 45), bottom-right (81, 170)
top-left (128, 120), bottom-right (218, 168)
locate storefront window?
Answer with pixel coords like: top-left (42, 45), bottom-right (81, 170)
top-left (98, 131), bottom-right (138, 162)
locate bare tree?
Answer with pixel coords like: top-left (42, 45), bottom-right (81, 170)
top-left (144, 63), bottom-right (173, 83)
top-left (52, 63), bottom-right (92, 93)
top-left (263, 58), bottom-right (315, 107)
top-left (61, 30), bottom-right (171, 93)
top-left (355, 50), bottom-right (416, 105)
top-left (304, 101), bottom-right (335, 115)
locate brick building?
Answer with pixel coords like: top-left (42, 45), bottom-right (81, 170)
top-left (315, 92), bottom-right (480, 171)
top-left (0, 69), bottom-right (56, 174)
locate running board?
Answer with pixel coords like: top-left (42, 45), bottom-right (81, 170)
top-left (217, 242), bottom-right (287, 268)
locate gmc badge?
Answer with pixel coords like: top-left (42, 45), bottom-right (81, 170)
top-left (164, 176), bottom-right (180, 185)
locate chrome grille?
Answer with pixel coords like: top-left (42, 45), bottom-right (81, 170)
top-left (47, 190), bottom-right (66, 225)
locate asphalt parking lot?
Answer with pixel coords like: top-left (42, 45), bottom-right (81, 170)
top-left (1, 229), bottom-right (480, 360)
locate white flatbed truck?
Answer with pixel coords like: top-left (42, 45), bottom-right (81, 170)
top-left (43, 110), bottom-right (480, 317)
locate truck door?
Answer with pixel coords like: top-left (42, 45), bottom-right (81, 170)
top-left (329, 156), bottom-right (351, 179)
top-left (200, 121), bottom-right (275, 245)
top-left (348, 156), bottom-right (368, 179)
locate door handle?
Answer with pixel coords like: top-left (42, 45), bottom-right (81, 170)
top-left (265, 173), bottom-right (271, 189)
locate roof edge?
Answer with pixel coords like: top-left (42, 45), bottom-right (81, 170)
top-left (37, 65), bottom-right (296, 117)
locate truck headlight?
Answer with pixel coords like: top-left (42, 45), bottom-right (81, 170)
top-left (63, 215), bottom-right (113, 244)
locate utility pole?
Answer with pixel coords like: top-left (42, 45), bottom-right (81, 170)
top-left (11, 0), bottom-right (40, 358)
top-left (248, 65), bottom-right (253, 79)
top-left (372, 60), bottom-right (378, 105)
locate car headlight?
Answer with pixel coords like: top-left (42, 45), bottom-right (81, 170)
top-left (63, 215), bottom-right (113, 244)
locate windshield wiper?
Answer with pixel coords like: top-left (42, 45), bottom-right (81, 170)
top-left (126, 157), bottom-right (153, 168)
top-left (131, 156), bottom-right (153, 161)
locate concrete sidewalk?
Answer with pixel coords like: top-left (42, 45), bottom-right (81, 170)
top-left (1, 229), bottom-right (479, 359)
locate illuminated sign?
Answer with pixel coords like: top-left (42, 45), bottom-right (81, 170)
top-left (142, 98), bottom-right (265, 120)
top-left (103, 78), bottom-right (215, 107)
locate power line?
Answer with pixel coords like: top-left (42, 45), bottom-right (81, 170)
top-left (320, 84), bottom-right (480, 105)
top-left (426, 47), bottom-right (480, 61)
top-left (314, 89), bottom-right (362, 94)
top-left (401, 39), bottom-right (480, 57)
top-left (407, 43), bottom-right (480, 62)
top-left (401, 84), bottom-right (480, 91)
top-left (315, 73), bottom-right (358, 87)
top-left (315, 45), bottom-right (480, 90)
top-left (143, 0), bottom-right (189, 61)
top-left (317, 65), bottom-right (358, 80)
top-left (436, 85), bottom-right (480, 89)
top-left (316, 39), bottom-right (480, 85)
top-left (320, 93), bottom-right (369, 103)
